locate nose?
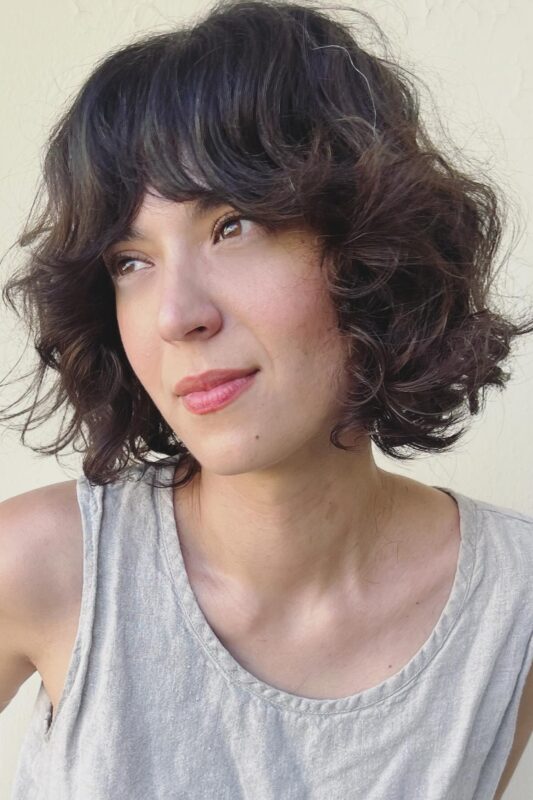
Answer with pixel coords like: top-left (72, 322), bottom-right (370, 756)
top-left (157, 258), bottom-right (223, 342)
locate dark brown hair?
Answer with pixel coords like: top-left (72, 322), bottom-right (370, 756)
top-left (1, 0), bottom-right (532, 489)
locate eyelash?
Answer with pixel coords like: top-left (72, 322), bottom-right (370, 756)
top-left (107, 213), bottom-right (250, 278)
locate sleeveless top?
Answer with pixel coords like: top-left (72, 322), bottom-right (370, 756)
top-left (10, 460), bottom-right (533, 800)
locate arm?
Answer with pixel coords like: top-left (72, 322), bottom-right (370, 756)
top-left (0, 481), bottom-right (78, 713)
top-left (0, 499), bottom-right (38, 713)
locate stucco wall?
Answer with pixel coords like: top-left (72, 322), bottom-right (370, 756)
top-left (0, 1), bottom-right (531, 797)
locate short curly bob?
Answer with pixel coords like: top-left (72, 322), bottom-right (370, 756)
top-left (1, 0), bottom-right (532, 490)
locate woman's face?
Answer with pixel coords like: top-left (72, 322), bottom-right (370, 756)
top-left (108, 189), bottom-right (351, 475)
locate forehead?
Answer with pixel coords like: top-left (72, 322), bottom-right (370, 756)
top-left (133, 188), bottom-right (230, 226)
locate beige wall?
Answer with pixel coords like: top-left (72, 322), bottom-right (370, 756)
top-left (0, 1), bottom-right (531, 796)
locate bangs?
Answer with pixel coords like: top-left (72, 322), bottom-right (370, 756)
top-left (50, 1), bottom-right (380, 261)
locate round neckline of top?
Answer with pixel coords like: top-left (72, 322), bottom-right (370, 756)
top-left (155, 463), bottom-right (480, 717)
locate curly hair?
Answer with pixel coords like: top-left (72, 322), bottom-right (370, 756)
top-left (1, 0), bottom-right (532, 490)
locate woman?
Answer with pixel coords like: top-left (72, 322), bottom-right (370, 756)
top-left (0, 1), bottom-right (532, 798)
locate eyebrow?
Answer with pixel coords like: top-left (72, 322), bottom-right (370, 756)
top-left (108, 195), bottom-right (229, 247)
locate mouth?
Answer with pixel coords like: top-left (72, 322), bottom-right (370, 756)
top-left (180, 370), bottom-right (259, 415)
top-left (173, 367), bottom-right (259, 396)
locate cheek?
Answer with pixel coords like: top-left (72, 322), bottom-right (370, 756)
top-left (116, 301), bottom-right (159, 381)
top-left (261, 271), bottom-right (346, 389)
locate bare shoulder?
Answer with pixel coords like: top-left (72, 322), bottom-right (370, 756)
top-left (0, 480), bottom-right (83, 667)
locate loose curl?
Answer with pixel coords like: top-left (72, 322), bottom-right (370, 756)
top-left (1, 0), bottom-right (532, 490)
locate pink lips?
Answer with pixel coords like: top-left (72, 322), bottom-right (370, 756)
top-left (174, 368), bottom-right (258, 396)
top-left (180, 371), bottom-right (258, 414)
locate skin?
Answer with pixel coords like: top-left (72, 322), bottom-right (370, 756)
top-left (106, 187), bottom-right (436, 633)
top-left (101, 186), bottom-right (532, 787)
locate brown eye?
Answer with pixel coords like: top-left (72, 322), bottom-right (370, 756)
top-left (213, 215), bottom-right (252, 243)
top-left (108, 255), bottom-right (150, 278)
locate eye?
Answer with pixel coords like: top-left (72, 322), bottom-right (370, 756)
top-left (212, 214), bottom-right (253, 244)
top-left (106, 214), bottom-right (256, 278)
top-left (107, 254), bottom-right (150, 278)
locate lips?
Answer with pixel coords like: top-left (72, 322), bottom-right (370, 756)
top-left (174, 368), bottom-right (259, 396)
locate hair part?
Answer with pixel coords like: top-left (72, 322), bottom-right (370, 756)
top-left (1, 0), bottom-right (532, 488)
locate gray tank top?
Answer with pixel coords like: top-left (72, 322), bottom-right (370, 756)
top-left (10, 460), bottom-right (533, 800)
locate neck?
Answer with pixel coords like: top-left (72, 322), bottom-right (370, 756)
top-left (173, 438), bottom-right (400, 622)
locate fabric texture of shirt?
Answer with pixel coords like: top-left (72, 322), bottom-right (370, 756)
top-left (10, 459), bottom-right (533, 800)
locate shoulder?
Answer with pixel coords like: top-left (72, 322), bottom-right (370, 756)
top-left (465, 493), bottom-right (533, 609)
top-left (0, 480), bottom-right (83, 665)
top-left (471, 494), bottom-right (533, 554)
top-left (472, 494), bottom-right (533, 528)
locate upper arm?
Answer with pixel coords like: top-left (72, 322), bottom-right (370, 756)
top-left (0, 496), bottom-right (40, 712)
top-left (0, 591), bottom-right (36, 712)
top-left (493, 663), bottom-right (533, 800)
top-left (0, 481), bottom-right (79, 713)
